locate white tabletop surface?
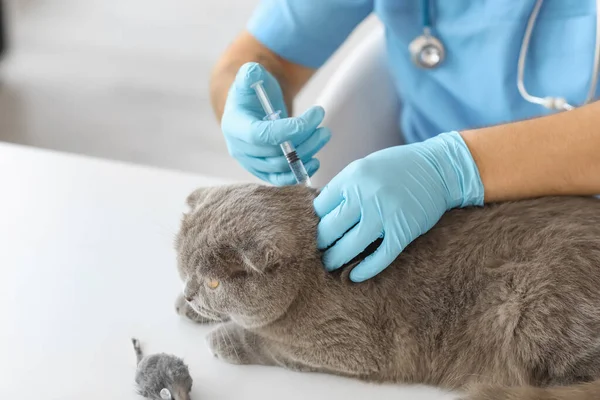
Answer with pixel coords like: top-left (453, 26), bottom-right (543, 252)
top-left (0, 143), bottom-right (457, 400)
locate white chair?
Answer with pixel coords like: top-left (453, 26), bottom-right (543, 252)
top-left (311, 21), bottom-right (403, 188)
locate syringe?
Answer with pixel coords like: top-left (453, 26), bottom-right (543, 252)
top-left (250, 80), bottom-right (312, 186)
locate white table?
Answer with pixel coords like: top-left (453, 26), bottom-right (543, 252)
top-left (0, 143), bottom-right (456, 400)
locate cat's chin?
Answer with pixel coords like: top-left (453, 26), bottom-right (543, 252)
top-left (189, 302), bottom-right (229, 322)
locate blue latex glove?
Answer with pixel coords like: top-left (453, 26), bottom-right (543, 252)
top-left (222, 62), bottom-right (331, 186)
top-left (313, 131), bottom-right (484, 282)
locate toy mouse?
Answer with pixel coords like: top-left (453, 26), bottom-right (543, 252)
top-left (131, 337), bottom-right (193, 400)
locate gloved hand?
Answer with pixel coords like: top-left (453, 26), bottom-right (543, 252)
top-left (313, 131), bottom-right (484, 282)
top-left (221, 62), bottom-right (331, 186)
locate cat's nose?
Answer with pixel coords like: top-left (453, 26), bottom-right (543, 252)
top-left (183, 278), bottom-right (199, 302)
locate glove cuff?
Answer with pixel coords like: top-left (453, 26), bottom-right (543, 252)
top-left (433, 131), bottom-right (485, 209)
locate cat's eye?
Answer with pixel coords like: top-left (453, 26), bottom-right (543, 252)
top-left (207, 279), bottom-right (220, 289)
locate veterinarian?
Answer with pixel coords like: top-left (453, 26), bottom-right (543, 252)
top-left (210, 0), bottom-right (600, 283)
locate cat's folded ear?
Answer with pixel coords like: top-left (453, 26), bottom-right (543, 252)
top-left (185, 187), bottom-right (210, 209)
top-left (239, 240), bottom-right (290, 274)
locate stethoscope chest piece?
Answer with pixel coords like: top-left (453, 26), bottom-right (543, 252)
top-left (409, 29), bottom-right (445, 69)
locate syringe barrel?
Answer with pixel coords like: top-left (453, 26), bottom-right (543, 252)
top-left (280, 141), bottom-right (296, 156)
top-left (289, 159), bottom-right (311, 186)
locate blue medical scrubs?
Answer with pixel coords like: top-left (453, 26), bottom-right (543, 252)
top-left (248, 0), bottom-right (599, 144)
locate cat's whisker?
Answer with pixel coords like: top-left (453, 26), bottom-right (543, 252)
top-left (151, 221), bottom-right (178, 240)
top-left (218, 328), bottom-right (227, 354)
top-left (224, 329), bottom-right (241, 362)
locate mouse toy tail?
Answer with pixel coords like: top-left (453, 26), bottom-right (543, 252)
top-left (131, 337), bottom-right (144, 364)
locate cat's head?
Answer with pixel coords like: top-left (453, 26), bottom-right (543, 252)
top-left (175, 183), bottom-right (320, 327)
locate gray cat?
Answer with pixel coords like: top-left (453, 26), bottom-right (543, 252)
top-left (174, 183), bottom-right (600, 400)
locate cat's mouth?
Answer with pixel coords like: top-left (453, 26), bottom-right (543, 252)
top-left (188, 301), bottom-right (228, 322)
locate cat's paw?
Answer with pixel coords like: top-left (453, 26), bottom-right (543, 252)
top-left (174, 294), bottom-right (215, 324)
top-left (206, 326), bottom-right (250, 365)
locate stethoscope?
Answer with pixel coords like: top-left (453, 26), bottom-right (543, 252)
top-left (409, 0), bottom-right (600, 111)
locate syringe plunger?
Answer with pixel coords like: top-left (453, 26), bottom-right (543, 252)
top-left (250, 80), bottom-right (311, 186)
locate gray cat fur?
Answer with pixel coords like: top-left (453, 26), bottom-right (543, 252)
top-left (175, 183), bottom-right (600, 400)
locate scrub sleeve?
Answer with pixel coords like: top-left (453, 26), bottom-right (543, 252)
top-left (247, 0), bottom-right (374, 69)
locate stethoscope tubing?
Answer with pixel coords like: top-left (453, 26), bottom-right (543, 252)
top-left (411, 0), bottom-right (600, 111)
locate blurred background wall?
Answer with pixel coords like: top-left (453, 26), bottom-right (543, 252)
top-left (0, 0), bottom-right (377, 181)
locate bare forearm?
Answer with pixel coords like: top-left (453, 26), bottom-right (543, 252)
top-left (209, 30), bottom-right (315, 121)
top-left (461, 101), bottom-right (600, 202)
